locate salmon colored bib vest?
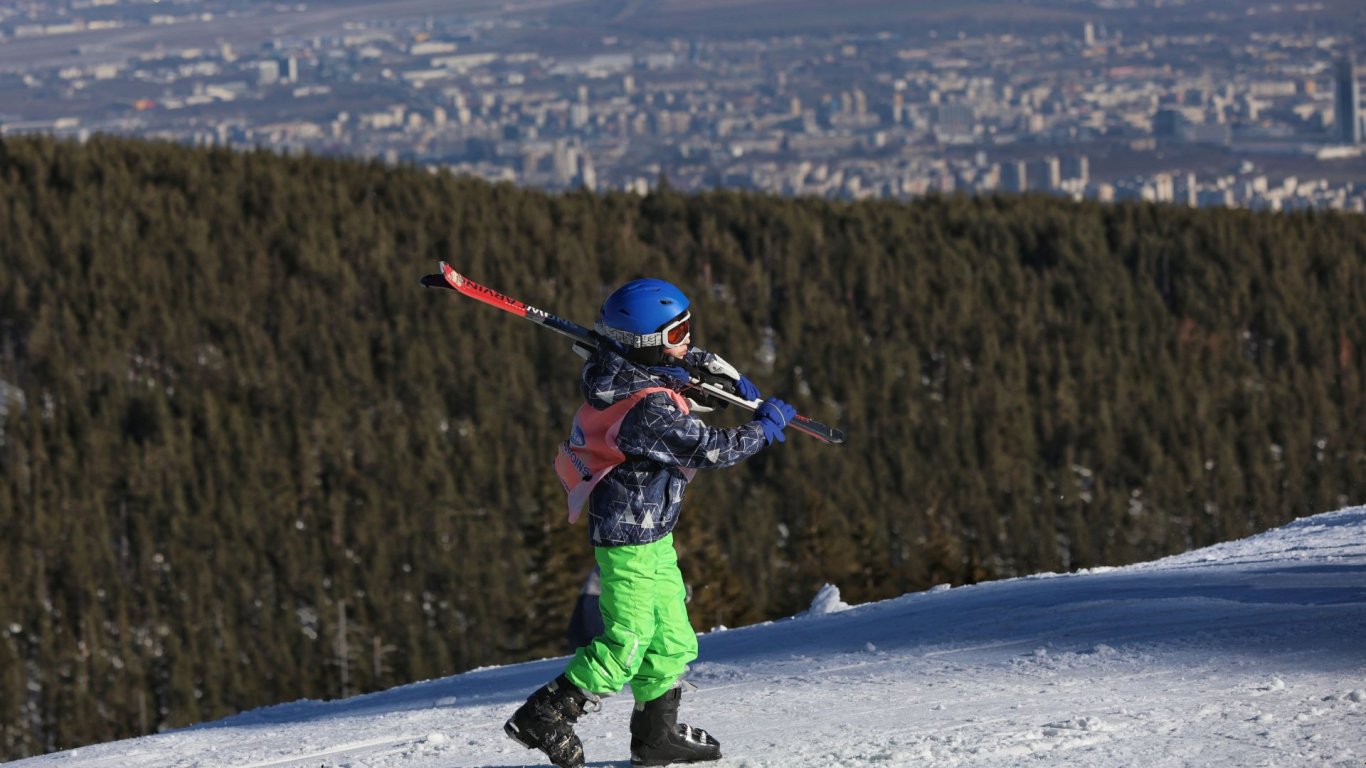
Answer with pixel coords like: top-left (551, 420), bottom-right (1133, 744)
top-left (555, 387), bottom-right (697, 523)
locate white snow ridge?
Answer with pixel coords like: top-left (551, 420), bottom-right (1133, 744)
top-left (14, 507), bottom-right (1366, 767)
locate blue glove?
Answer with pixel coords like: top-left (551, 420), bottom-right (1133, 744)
top-left (754, 398), bottom-right (797, 444)
top-left (734, 375), bottom-right (761, 402)
top-left (696, 353), bottom-right (762, 401)
top-left (648, 366), bottom-right (692, 388)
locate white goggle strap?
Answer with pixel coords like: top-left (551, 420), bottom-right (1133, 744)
top-left (594, 312), bottom-right (689, 349)
top-left (595, 322), bottom-right (656, 348)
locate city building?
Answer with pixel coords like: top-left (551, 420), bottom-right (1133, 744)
top-left (1336, 55), bottom-right (1361, 146)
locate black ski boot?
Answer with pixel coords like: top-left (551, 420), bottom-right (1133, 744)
top-left (629, 686), bottom-right (722, 766)
top-left (504, 674), bottom-right (599, 768)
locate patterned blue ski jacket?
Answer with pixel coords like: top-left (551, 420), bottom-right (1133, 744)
top-left (577, 344), bottom-right (769, 546)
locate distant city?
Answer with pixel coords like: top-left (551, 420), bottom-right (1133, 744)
top-left (1, 0), bottom-right (1364, 212)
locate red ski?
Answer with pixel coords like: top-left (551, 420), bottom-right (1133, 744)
top-left (422, 263), bottom-right (845, 445)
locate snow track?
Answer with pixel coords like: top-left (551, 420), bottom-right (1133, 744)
top-left (232, 736), bottom-right (426, 768)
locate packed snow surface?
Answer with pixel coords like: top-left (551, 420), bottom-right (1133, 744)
top-left (15, 508), bottom-right (1366, 767)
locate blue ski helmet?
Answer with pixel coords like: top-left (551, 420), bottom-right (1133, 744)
top-left (595, 278), bottom-right (691, 364)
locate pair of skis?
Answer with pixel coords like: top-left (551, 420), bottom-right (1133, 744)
top-left (421, 262), bottom-right (845, 445)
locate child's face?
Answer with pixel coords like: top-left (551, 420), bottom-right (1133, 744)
top-left (662, 337), bottom-right (689, 360)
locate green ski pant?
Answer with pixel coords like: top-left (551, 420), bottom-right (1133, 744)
top-left (563, 534), bottom-right (697, 703)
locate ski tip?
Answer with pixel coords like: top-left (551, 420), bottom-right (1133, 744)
top-left (439, 262), bottom-right (465, 289)
top-left (420, 274), bottom-right (447, 289)
top-left (813, 428), bottom-right (846, 445)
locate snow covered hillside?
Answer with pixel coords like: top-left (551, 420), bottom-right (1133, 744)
top-left (14, 508), bottom-right (1366, 768)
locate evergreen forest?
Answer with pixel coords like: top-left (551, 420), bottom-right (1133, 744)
top-left (0, 135), bottom-right (1362, 759)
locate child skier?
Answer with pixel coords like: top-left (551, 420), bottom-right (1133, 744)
top-left (505, 278), bottom-right (797, 768)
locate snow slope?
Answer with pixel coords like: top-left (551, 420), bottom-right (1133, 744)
top-left (14, 508), bottom-right (1366, 768)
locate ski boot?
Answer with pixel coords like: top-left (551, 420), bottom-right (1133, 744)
top-left (504, 674), bottom-right (599, 768)
top-left (629, 685), bottom-right (722, 766)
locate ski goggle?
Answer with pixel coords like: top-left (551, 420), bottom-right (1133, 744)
top-left (661, 313), bottom-right (691, 349)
